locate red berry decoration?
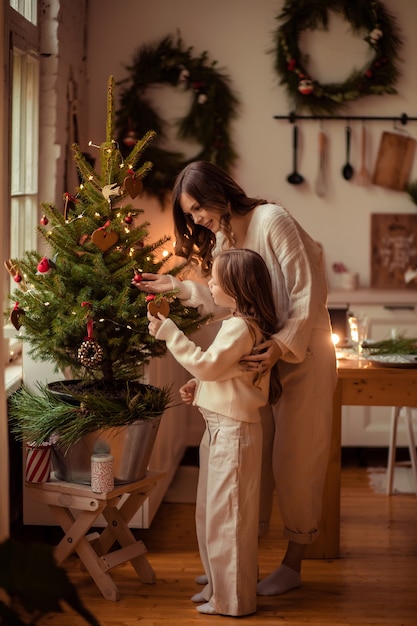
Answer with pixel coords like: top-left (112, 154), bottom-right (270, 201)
top-left (145, 294), bottom-right (156, 302)
top-left (40, 215), bottom-right (49, 226)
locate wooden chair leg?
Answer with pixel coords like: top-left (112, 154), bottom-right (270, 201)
top-left (386, 407), bottom-right (400, 495)
top-left (404, 408), bottom-right (417, 497)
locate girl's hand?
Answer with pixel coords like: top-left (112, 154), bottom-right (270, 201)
top-left (132, 272), bottom-right (173, 294)
top-left (147, 311), bottom-right (166, 336)
top-left (240, 339), bottom-right (281, 373)
top-left (179, 381), bottom-right (197, 405)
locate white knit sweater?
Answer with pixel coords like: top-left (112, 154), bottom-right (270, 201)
top-left (155, 316), bottom-right (269, 422)
top-left (174, 203), bottom-right (331, 363)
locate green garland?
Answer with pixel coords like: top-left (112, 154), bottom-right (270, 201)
top-left (115, 35), bottom-right (239, 199)
top-left (273, 0), bottom-right (402, 114)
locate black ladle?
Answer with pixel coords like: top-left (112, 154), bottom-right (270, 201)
top-left (342, 125), bottom-right (354, 180)
top-left (287, 125), bottom-right (304, 185)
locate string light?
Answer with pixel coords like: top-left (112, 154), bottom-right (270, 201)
top-left (88, 140), bottom-right (100, 149)
top-left (98, 318), bottom-right (133, 331)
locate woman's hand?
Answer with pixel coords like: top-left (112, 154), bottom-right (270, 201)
top-left (240, 339), bottom-right (282, 373)
top-left (179, 380), bottom-right (197, 405)
top-left (147, 311), bottom-right (166, 337)
top-left (132, 272), bottom-right (174, 294)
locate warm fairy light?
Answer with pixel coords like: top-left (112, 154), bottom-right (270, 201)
top-left (129, 248), bottom-right (134, 256)
top-left (88, 140), bottom-right (100, 148)
top-left (124, 227), bottom-right (130, 234)
top-left (162, 250), bottom-right (169, 258)
top-left (80, 184), bottom-right (84, 189)
top-left (331, 333), bottom-right (340, 346)
top-left (88, 175), bottom-right (94, 181)
top-left (94, 212), bottom-right (100, 217)
top-left (106, 148), bottom-right (111, 154)
top-left (116, 212), bottom-right (121, 218)
top-left (119, 163), bottom-right (124, 169)
top-left (146, 256), bottom-right (151, 261)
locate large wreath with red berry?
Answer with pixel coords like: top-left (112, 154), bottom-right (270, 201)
top-left (273, 0), bottom-right (402, 114)
top-left (115, 35), bottom-right (239, 200)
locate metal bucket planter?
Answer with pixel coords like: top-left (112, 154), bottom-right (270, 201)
top-left (47, 380), bottom-right (165, 485)
top-left (52, 416), bottom-right (162, 484)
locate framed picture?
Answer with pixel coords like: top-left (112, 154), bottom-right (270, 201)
top-left (371, 213), bottom-right (417, 289)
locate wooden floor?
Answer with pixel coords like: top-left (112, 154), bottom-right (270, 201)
top-left (32, 456), bottom-right (417, 626)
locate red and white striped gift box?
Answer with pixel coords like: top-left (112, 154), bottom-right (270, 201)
top-left (25, 443), bottom-right (52, 482)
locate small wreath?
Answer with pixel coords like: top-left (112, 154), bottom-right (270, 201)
top-left (273, 0), bottom-right (402, 114)
top-left (78, 339), bottom-right (104, 369)
top-left (115, 35), bottom-right (239, 199)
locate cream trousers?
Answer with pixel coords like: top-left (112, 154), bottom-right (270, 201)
top-left (259, 327), bottom-right (337, 543)
top-left (196, 409), bottom-right (262, 616)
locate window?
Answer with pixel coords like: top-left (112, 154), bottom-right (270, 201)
top-left (10, 49), bottom-right (39, 263)
top-left (9, 0), bottom-right (37, 25)
top-left (4, 1), bottom-right (39, 369)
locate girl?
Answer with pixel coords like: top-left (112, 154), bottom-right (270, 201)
top-left (137, 160), bottom-right (337, 597)
top-left (147, 249), bottom-right (281, 617)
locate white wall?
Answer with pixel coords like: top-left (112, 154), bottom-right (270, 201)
top-left (85, 0), bottom-right (417, 290)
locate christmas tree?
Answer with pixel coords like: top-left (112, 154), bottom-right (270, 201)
top-left (6, 76), bottom-right (204, 449)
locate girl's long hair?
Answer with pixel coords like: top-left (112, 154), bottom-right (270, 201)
top-left (172, 161), bottom-right (267, 276)
top-left (214, 249), bottom-right (282, 404)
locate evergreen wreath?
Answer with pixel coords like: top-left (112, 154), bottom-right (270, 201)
top-left (273, 0), bottom-right (402, 114)
top-left (115, 35), bottom-right (239, 199)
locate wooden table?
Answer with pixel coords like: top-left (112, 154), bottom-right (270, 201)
top-left (26, 471), bottom-right (165, 601)
top-left (306, 358), bottom-right (417, 560)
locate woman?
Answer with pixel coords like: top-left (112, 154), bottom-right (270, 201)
top-left (135, 160), bottom-right (337, 596)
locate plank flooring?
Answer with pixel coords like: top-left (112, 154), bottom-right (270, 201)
top-left (26, 454), bottom-right (417, 625)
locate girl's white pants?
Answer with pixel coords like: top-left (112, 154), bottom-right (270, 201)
top-left (196, 409), bottom-right (262, 616)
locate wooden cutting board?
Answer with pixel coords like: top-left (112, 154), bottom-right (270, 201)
top-left (372, 131), bottom-right (416, 191)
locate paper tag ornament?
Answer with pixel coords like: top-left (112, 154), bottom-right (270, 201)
top-left (91, 228), bottom-right (118, 251)
top-left (124, 176), bottom-right (143, 199)
top-left (147, 296), bottom-right (170, 317)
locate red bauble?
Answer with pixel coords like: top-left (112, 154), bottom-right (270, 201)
top-left (40, 215), bottom-right (49, 226)
top-left (133, 273), bottom-right (143, 283)
top-left (124, 214), bottom-right (133, 224)
top-left (145, 294), bottom-right (156, 302)
top-left (13, 274), bottom-right (22, 283)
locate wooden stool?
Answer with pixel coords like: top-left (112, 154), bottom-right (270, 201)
top-left (386, 407), bottom-right (417, 496)
top-left (26, 470), bottom-right (165, 600)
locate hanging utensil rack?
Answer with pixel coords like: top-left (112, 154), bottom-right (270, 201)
top-left (274, 112), bottom-right (417, 125)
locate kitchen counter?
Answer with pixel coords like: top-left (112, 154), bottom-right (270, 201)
top-left (328, 288), bottom-right (417, 306)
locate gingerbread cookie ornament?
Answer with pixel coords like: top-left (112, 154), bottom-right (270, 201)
top-left (147, 295), bottom-right (170, 318)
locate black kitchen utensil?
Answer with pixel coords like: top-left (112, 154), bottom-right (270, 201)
top-left (287, 124), bottom-right (304, 185)
top-left (342, 125), bottom-right (354, 180)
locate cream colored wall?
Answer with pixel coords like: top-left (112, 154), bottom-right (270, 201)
top-left (85, 0), bottom-right (417, 290)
